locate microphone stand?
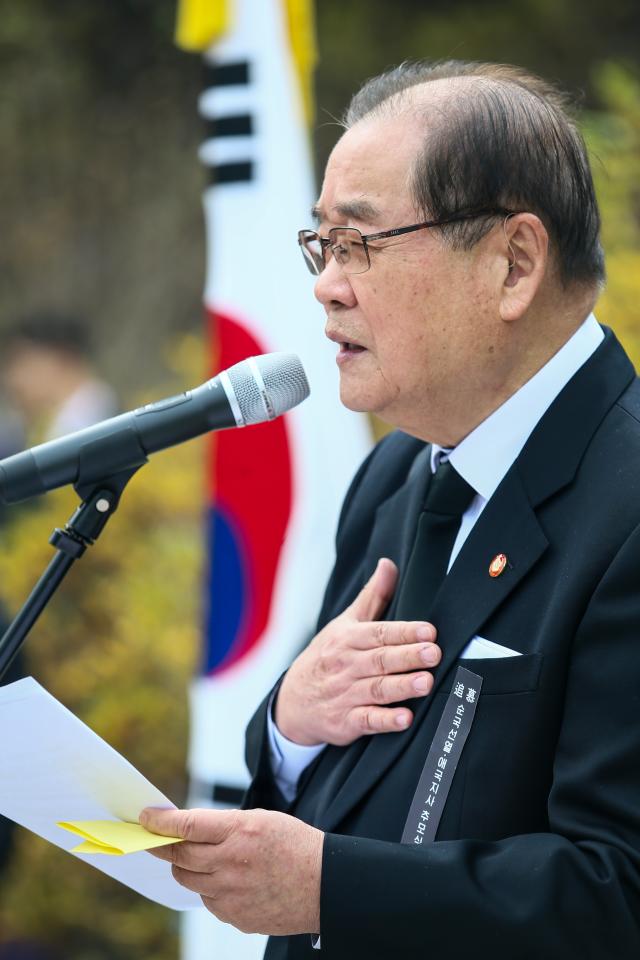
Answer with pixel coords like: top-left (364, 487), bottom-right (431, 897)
top-left (0, 465), bottom-right (143, 682)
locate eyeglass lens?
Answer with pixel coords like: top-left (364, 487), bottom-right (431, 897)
top-left (299, 228), bottom-right (370, 276)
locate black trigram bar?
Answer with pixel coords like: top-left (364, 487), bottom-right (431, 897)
top-left (206, 114), bottom-right (253, 138)
top-left (201, 59), bottom-right (254, 183)
top-left (203, 60), bottom-right (250, 88)
top-left (209, 161), bottom-right (254, 185)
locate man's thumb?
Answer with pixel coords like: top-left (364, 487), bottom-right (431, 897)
top-left (348, 558), bottom-right (398, 622)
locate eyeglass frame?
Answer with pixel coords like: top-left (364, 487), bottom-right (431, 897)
top-left (298, 206), bottom-right (517, 276)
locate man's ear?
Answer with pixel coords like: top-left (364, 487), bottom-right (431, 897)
top-left (500, 213), bottom-right (549, 323)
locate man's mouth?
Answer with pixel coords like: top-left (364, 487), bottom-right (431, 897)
top-left (325, 328), bottom-right (368, 362)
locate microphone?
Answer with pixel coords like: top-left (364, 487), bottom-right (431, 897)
top-left (0, 352), bottom-right (309, 504)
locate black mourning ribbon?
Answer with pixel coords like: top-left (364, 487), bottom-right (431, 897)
top-left (395, 460), bottom-right (476, 621)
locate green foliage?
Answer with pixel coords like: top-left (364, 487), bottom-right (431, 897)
top-left (584, 63), bottom-right (640, 363)
top-left (0, 335), bottom-right (205, 959)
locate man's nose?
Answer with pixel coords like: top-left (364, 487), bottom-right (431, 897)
top-left (313, 257), bottom-right (357, 309)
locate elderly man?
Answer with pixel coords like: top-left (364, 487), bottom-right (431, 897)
top-left (142, 61), bottom-right (640, 958)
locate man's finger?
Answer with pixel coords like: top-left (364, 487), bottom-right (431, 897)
top-left (356, 669), bottom-right (434, 706)
top-left (140, 807), bottom-right (238, 844)
top-left (348, 705), bottom-right (414, 736)
top-left (349, 620), bottom-right (436, 652)
top-left (355, 639), bottom-right (440, 676)
top-left (147, 843), bottom-right (178, 862)
top-left (147, 840), bottom-right (220, 873)
top-left (347, 558), bottom-right (398, 623)
top-left (171, 863), bottom-right (214, 896)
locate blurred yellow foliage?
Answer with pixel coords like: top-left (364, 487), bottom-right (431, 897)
top-left (0, 334), bottom-right (206, 959)
top-left (585, 63), bottom-right (640, 363)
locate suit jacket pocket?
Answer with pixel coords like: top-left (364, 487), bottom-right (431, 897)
top-left (458, 652), bottom-right (543, 695)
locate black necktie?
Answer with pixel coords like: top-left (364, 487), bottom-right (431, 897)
top-left (395, 460), bottom-right (476, 621)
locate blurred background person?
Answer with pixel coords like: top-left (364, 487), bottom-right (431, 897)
top-left (0, 313), bottom-right (117, 960)
top-left (1, 313), bottom-right (118, 445)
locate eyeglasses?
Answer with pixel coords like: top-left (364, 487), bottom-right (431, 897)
top-left (298, 208), bottom-right (516, 276)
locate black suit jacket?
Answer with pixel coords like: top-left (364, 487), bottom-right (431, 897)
top-left (245, 327), bottom-right (640, 959)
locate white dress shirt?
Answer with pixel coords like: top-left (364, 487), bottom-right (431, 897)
top-left (267, 314), bottom-right (604, 803)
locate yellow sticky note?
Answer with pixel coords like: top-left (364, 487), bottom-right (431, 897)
top-left (57, 820), bottom-right (183, 856)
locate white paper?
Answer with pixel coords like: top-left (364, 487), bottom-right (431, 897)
top-left (0, 676), bottom-right (202, 910)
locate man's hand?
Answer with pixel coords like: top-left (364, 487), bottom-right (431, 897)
top-left (140, 807), bottom-right (323, 936)
top-left (275, 557), bottom-right (440, 746)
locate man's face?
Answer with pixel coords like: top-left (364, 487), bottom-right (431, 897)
top-left (313, 111), bottom-right (506, 445)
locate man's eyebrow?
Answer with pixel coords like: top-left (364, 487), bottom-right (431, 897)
top-left (311, 199), bottom-right (382, 225)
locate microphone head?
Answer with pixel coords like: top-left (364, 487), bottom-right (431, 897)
top-left (225, 352), bottom-right (310, 425)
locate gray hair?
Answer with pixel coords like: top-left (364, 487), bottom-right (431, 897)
top-left (343, 61), bottom-right (604, 288)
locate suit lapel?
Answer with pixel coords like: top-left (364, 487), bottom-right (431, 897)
top-left (361, 445), bottom-right (432, 598)
top-left (424, 467), bottom-right (547, 695)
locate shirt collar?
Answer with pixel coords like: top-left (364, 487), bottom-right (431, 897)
top-left (430, 313), bottom-right (604, 500)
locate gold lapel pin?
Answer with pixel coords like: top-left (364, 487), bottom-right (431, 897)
top-left (489, 553), bottom-right (508, 578)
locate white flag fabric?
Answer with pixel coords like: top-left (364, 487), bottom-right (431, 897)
top-left (177, 0), bottom-right (371, 957)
